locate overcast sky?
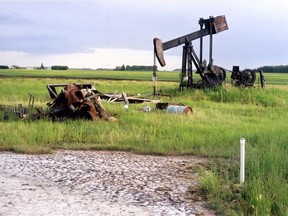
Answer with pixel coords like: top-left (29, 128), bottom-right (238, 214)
top-left (0, 0), bottom-right (288, 70)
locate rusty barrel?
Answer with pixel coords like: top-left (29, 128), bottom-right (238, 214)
top-left (166, 105), bottom-right (193, 115)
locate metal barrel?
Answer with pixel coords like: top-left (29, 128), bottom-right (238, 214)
top-left (166, 105), bottom-right (193, 115)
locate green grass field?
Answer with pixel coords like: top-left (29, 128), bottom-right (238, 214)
top-left (1, 68), bottom-right (288, 85)
top-left (0, 69), bottom-right (180, 81)
top-left (0, 70), bottom-right (287, 215)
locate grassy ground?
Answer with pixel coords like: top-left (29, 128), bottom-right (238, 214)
top-left (1, 69), bottom-right (288, 84)
top-left (0, 69), bottom-right (181, 81)
top-left (0, 73), bottom-right (287, 215)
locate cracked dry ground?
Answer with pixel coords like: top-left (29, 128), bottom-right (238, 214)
top-left (0, 151), bottom-right (215, 216)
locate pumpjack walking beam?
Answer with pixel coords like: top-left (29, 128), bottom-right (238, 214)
top-left (153, 15), bottom-right (228, 89)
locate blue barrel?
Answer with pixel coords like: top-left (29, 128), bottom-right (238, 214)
top-left (166, 105), bottom-right (192, 115)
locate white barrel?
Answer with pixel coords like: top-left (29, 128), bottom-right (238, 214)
top-left (166, 105), bottom-right (192, 115)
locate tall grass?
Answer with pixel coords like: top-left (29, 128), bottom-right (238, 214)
top-left (0, 77), bottom-right (287, 215)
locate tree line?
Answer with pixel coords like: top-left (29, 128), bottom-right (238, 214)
top-left (256, 65), bottom-right (288, 73)
top-left (115, 64), bottom-right (157, 71)
top-left (0, 65), bottom-right (9, 69)
top-left (0, 65), bottom-right (69, 70)
top-left (51, 65), bottom-right (69, 70)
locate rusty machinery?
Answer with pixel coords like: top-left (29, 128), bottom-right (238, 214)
top-left (46, 83), bottom-right (115, 121)
top-left (231, 66), bottom-right (256, 86)
top-left (231, 66), bottom-right (265, 88)
top-left (153, 15), bottom-right (228, 92)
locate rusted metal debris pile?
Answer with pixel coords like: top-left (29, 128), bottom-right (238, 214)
top-left (1, 83), bottom-right (193, 122)
top-left (46, 83), bottom-right (117, 122)
top-left (45, 83), bottom-right (164, 121)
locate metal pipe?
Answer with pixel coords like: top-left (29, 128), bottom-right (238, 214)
top-left (199, 19), bottom-right (204, 63)
top-left (180, 46), bottom-right (188, 90)
top-left (240, 137), bottom-right (246, 184)
top-left (187, 43), bottom-right (193, 87)
top-left (153, 52), bottom-right (157, 95)
top-left (209, 19), bottom-right (213, 66)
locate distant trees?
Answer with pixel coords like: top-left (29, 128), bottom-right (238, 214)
top-left (11, 65), bottom-right (21, 69)
top-left (120, 64), bottom-right (126, 71)
top-left (115, 64), bottom-right (157, 71)
top-left (51, 65), bottom-right (69, 70)
top-left (0, 65), bottom-right (9, 69)
top-left (257, 65), bottom-right (288, 73)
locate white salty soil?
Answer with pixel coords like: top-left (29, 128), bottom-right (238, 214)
top-left (0, 150), bottom-right (215, 216)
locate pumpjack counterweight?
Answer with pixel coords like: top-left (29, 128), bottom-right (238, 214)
top-left (153, 15), bottom-right (228, 89)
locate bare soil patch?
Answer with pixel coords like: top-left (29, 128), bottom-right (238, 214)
top-left (0, 151), bottom-right (215, 216)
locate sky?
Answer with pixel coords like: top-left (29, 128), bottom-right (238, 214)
top-left (0, 0), bottom-right (288, 71)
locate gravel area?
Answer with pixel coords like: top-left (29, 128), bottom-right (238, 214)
top-left (0, 150), bottom-right (215, 216)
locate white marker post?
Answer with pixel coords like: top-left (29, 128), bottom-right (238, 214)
top-left (240, 138), bottom-right (246, 184)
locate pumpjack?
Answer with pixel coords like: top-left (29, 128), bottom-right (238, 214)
top-left (153, 15), bottom-right (228, 91)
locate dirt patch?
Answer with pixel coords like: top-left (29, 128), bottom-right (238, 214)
top-left (0, 151), bottom-right (215, 216)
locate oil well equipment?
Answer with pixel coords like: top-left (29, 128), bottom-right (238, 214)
top-left (153, 15), bottom-right (228, 92)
